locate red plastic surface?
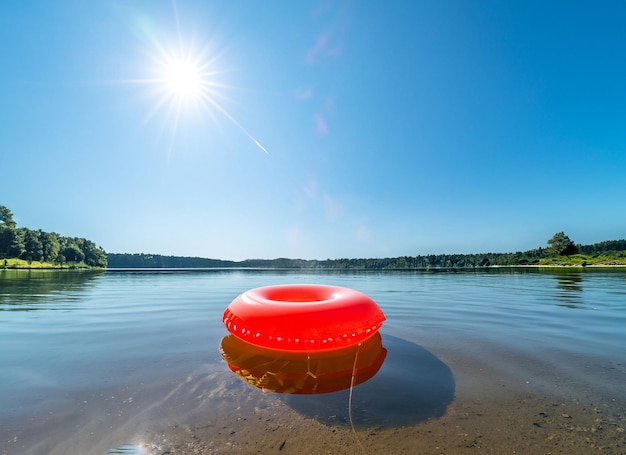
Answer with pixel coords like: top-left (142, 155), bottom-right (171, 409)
top-left (222, 284), bottom-right (386, 351)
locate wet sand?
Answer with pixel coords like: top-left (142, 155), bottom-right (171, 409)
top-left (3, 334), bottom-right (624, 454)
top-left (145, 394), bottom-right (624, 454)
top-left (142, 349), bottom-right (625, 454)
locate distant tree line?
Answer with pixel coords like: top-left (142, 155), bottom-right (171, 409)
top-left (578, 239), bottom-right (626, 254)
top-left (107, 253), bottom-right (235, 268)
top-left (105, 249), bottom-right (551, 269)
top-left (0, 205), bottom-right (107, 267)
top-left (108, 233), bottom-right (626, 270)
top-left (236, 249), bottom-right (551, 269)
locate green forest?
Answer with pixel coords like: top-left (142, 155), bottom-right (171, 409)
top-left (0, 205), bottom-right (107, 268)
top-left (108, 233), bottom-right (626, 269)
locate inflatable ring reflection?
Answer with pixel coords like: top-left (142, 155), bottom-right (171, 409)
top-left (220, 332), bottom-right (387, 394)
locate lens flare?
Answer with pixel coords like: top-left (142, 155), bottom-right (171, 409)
top-left (129, 6), bottom-right (270, 157)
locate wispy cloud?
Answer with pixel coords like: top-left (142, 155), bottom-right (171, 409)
top-left (315, 113), bottom-right (328, 136)
top-left (323, 193), bottom-right (342, 221)
top-left (294, 178), bottom-right (342, 222)
top-left (293, 178), bottom-right (318, 213)
top-left (356, 224), bottom-right (372, 242)
top-left (305, 32), bottom-right (328, 65)
top-left (303, 178), bottom-right (318, 200)
top-left (294, 86), bottom-right (313, 100)
top-left (313, 94), bottom-right (335, 136)
top-left (305, 30), bottom-right (344, 65)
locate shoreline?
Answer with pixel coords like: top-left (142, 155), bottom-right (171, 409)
top-left (92, 264), bottom-right (626, 271)
top-left (511, 263), bottom-right (626, 268)
top-left (8, 263), bottom-right (626, 271)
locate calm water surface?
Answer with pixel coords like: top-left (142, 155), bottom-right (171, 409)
top-left (1, 268), bottom-right (625, 454)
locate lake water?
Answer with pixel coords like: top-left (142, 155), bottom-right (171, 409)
top-left (1, 268), bottom-right (625, 454)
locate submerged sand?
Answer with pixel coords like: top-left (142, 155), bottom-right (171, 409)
top-left (3, 334), bottom-right (624, 455)
top-left (140, 349), bottom-right (625, 454)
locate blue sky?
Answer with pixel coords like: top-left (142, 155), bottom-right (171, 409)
top-left (2, 1), bottom-right (625, 261)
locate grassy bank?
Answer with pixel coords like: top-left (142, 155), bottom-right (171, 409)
top-left (1, 258), bottom-right (101, 270)
top-left (539, 253), bottom-right (626, 267)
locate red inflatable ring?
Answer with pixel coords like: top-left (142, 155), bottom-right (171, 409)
top-left (222, 284), bottom-right (385, 351)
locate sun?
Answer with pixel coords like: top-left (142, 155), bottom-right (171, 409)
top-left (163, 57), bottom-right (203, 99)
top-left (137, 33), bottom-right (270, 156)
top-left (154, 49), bottom-right (212, 105)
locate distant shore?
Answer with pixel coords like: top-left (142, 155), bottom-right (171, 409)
top-left (3, 252), bottom-right (626, 271)
top-left (518, 263), bottom-right (626, 268)
top-left (5, 263), bottom-right (626, 271)
top-left (0, 258), bottom-right (104, 270)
